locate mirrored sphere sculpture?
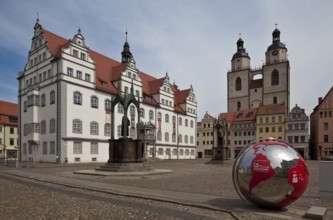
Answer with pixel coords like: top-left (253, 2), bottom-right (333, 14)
top-left (232, 139), bottom-right (309, 208)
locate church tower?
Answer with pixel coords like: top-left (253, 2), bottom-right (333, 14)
top-left (262, 25), bottom-right (290, 114)
top-left (227, 34), bottom-right (251, 112)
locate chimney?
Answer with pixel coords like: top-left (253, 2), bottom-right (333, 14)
top-left (318, 97), bottom-right (323, 104)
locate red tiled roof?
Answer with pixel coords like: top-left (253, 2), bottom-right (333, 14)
top-left (218, 112), bottom-right (236, 123)
top-left (148, 78), bottom-right (165, 95)
top-left (89, 50), bottom-right (119, 93)
top-left (43, 29), bottom-right (68, 57)
top-left (257, 103), bottom-right (285, 115)
top-left (233, 108), bottom-right (258, 122)
top-left (42, 27), bottom-right (191, 112)
top-left (173, 88), bottom-right (190, 105)
top-left (0, 101), bottom-right (18, 126)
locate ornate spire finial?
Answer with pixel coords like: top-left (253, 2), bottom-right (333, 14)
top-left (275, 23), bottom-right (278, 29)
top-left (37, 12), bottom-right (39, 21)
top-left (125, 30), bottom-right (128, 42)
top-left (78, 27), bottom-right (81, 33)
top-left (239, 33), bottom-right (241, 38)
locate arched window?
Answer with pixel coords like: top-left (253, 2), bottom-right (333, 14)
top-left (185, 119), bottom-right (188, 127)
top-left (130, 105), bottom-right (135, 116)
top-left (90, 121), bottom-right (99, 135)
top-left (190, 120), bottom-right (194, 128)
top-left (271, 70), bottom-right (279, 85)
top-left (273, 96), bottom-right (277, 104)
top-left (236, 77), bottom-right (242, 91)
top-left (179, 117), bottom-right (182, 126)
top-left (140, 108), bottom-right (145, 118)
top-left (157, 112), bottom-right (162, 121)
top-left (41, 120), bottom-right (46, 134)
top-left (190, 136), bottom-right (194, 144)
top-left (41, 94), bottom-right (46, 107)
top-left (105, 99), bottom-right (111, 110)
top-left (73, 119), bottom-right (82, 133)
top-left (178, 134), bottom-right (183, 143)
top-left (50, 90), bottom-right (55, 104)
top-left (49, 118), bottom-right (55, 133)
top-left (118, 103), bottom-right (124, 113)
top-left (74, 91), bottom-right (82, 105)
top-left (165, 132), bottom-right (169, 142)
top-left (172, 133), bottom-right (176, 143)
top-left (149, 110), bottom-right (154, 120)
top-left (172, 116), bottom-right (176, 124)
top-left (237, 101), bottom-right (241, 110)
top-left (91, 95), bottom-right (98, 108)
top-left (165, 114), bottom-right (169, 123)
top-left (185, 135), bottom-right (188, 144)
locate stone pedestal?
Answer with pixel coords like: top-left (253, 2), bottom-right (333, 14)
top-left (108, 138), bottom-right (144, 163)
top-left (96, 138), bottom-right (152, 172)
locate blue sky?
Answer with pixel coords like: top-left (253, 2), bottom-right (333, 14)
top-left (1, 0), bottom-right (333, 118)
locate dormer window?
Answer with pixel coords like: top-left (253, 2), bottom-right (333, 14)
top-left (133, 74), bottom-right (136, 80)
top-left (128, 72), bottom-right (132, 78)
top-left (78, 40), bottom-right (81, 45)
top-left (102, 82), bottom-right (107, 87)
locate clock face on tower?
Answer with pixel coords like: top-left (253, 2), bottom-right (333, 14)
top-left (272, 50), bottom-right (278, 56)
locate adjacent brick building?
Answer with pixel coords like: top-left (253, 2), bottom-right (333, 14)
top-left (310, 87), bottom-right (333, 160)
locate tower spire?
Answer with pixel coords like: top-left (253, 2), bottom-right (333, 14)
top-left (121, 31), bottom-right (133, 63)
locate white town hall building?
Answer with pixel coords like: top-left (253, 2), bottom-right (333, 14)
top-left (18, 19), bottom-right (197, 163)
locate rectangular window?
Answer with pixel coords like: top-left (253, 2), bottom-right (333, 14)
top-left (272, 127), bottom-right (276, 132)
top-left (90, 142), bottom-right (98, 154)
top-left (324, 135), bottom-right (329, 143)
top-left (9, 138), bottom-right (14, 146)
top-left (104, 124), bottom-right (111, 136)
top-left (73, 49), bottom-right (78, 57)
top-left (259, 128), bottom-right (263, 133)
top-left (278, 116), bottom-right (282, 122)
top-left (43, 71), bottom-right (46, 80)
top-left (85, 73), bottom-right (91, 82)
top-left (324, 122), bottom-right (329, 130)
top-left (50, 141), bottom-right (55, 154)
top-left (158, 148), bottom-right (163, 155)
top-left (67, 67), bottom-right (73, 76)
top-left (80, 53), bottom-right (86, 60)
top-left (43, 142), bottom-right (48, 155)
top-left (90, 122), bottom-right (99, 135)
top-left (278, 126), bottom-right (282, 132)
top-left (10, 127), bottom-right (14, 134)
top-left (76, 71), bottom-right (82, 79)
top-left (272, 116), bottom-right (275, 123)
top-left (73, 142), bottom-right (82, 154)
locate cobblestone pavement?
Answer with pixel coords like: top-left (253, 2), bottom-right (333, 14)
top-left (0, 173), bottom-right (234, 220)
top-left (1, 159), bottom-right (332, 219)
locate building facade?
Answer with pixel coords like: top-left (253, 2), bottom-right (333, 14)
top-left (227, 27), bottom-right (290, 114)
top-left (256, 103), bottom-right (286, 141)
top-left (196, 112), bottom-right (216, 158)
top-left (310, 87), bottom-right (333, 160)
top-left (232, 108), bottom-right (257, 157)
top-left (18, 20), bottom-right (197, 163)
top-left (286, 104), bottom-right (309, 159)
top-left (0, 101), bottom-right (18, 158)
